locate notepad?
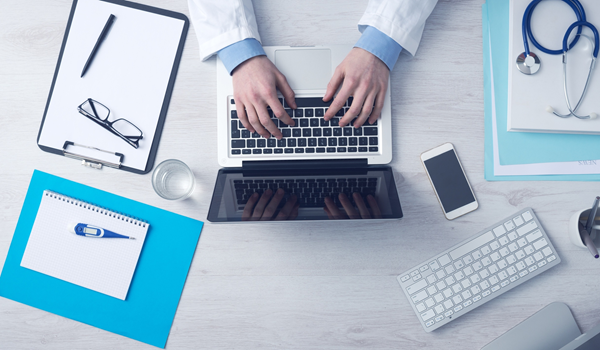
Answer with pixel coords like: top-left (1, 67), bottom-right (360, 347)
top-left (20, 190), bottom-right (148, 300)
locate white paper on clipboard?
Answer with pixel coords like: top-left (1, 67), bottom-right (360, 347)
top-left (38, 0), bottom-right (185, 171)
top-left (507, 0), bottom-right (600, 135)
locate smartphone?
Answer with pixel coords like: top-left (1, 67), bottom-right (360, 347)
top-left (420, 143), bottom-right (478, 220)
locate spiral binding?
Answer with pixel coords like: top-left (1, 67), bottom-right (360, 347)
top-left (43, 190), bottom-right (147, 228)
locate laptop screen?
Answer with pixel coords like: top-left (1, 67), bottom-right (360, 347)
top-left (207, 166), bottom-right (402, 222)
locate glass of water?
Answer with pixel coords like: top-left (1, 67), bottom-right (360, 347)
top-left (152, 159), bottom-right (195, 200)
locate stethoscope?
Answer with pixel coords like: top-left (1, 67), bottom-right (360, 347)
top-left (517, 0), bottom-right (599, 119)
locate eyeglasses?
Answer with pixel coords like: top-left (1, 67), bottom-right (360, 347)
top-left (77, 98), bottom-right (143, 149)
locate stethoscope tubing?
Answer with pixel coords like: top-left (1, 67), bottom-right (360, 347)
top-left (522, 0), bottom-right (586, 56)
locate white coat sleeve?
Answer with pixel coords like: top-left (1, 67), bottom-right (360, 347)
top-left (358, 0), bottom-right (438, 56)
top-left (187, 0), bottom-right (262, 61)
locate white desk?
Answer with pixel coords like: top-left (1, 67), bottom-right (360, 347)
top-left (1, 0), bottom-right (599, 349)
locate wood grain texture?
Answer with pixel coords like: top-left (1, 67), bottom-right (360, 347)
top-left (2, 0), bottom-right (600, 349)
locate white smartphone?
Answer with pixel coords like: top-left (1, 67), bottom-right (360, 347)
top-left (420, 143), bottom-right (478, 220)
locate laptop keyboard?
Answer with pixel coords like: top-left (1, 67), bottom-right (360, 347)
top-left (229, 97), bottom-right (380, 156)
top-left (233, 177), bottom-right (379, 209)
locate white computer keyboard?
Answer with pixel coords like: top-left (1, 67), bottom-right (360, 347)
top-left (397, 208), bottom-right (561, 332)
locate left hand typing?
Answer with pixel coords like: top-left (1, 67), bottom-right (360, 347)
top-left (322, 47), bottom-right (390, 128)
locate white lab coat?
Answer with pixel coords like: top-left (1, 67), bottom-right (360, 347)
top-left (187, 0), bottom-right (438, 62)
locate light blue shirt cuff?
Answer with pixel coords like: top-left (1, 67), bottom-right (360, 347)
top-left (354, 26), bottom-right (403, 71)
top-left (217, 38), bottom-right (266, 75)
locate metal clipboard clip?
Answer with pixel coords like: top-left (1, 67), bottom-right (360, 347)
top-left (62, 141), bottom-right (124, 170)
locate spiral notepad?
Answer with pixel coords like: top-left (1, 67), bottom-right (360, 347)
top-left (20, 190), bottom-right (149, 300)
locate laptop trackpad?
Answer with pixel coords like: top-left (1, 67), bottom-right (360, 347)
top-left (274, 49), bottom-right (331, 90)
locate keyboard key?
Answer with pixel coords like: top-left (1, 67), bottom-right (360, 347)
top-left (513, 215), bottom-right (525, 226)
top-left (282, 129), bottom-right (291, 138)
top-left (231, 110), bottom-right (238, 118)
top-left (339, 138), bottom-right (347, 146)
top-left (232, 140), bottom-right (245, 148)
top-left (300, 119), bottom-right (309, 127)
top-left (315, 108), bottom-right (324, 117)
top-left (252, 149), bottom-right (262, 154)
top-left (310, 119), bottom-right (320, 127)
top-left (411, 290), bottom-right (428, 304)
top-left (242, 130), bottom-right (250, 138)
top-left (493, 226), bottom-right (506, 237)
top-left (421, 309), bottom-right (435, 321)
top-left (257, 139), bottom-right (266, 148)
top-left (369, 137), bottom-right (378, 145)
top-left (277, 139), bottom-right (286, 147)
top-left (305, 148), bottom-right (315, 153)
top-left (522, 211), bottom-right (533, 222)
top-left (294, 109), bottom-right (303, 117)
top-left (323, 128), bottom-right (332, 136)
top-left (303, 129), bottom-right (311, 137)
top-left (438, 254), bottom-right (452, 266)
top-left (326, 147), bottom-right (336, 153)
top-left (407, 279), bottom-right (428, 295)
top-left (263, 149), bottom-right (272, 154)
top-left (363, 127), bottom-right (377, 135)
top-left (231, 149), bottom-right (241, 155)
top-left (517, 221), bottom-right (538, 236)
top-left (284, 148), bottom-right (293, 153)
top-left (348, 147), bottom-right (357, 152)
top-left (294, 97), bottom-right (332, 108)
top-left (337, 147), bottom-right (347, 152)
top-left (369, 147), bottom-right (378, 152)
top-left (354, 128), bottom-right (363, 136)
top-left (358, 147), bottom-right (367, 152)
top-left (288, 139), bottom-right (297, 147)
top-left (295, 148), bottom-right (304, 153)
top-left (242, 149), bottom-right (251, 154)
top-left (274, 148), bottom-right (283, 154)
top-left (343, 128), bottom-right (353, 136)
top-left (328, 138), bottom-right (337, 146)
top-left (526, 229), bottom-right (543, 243)
top-left (316, 148), bottom-right (325, 153)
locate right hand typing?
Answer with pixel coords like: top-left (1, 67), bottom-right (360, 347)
top-left (232, 56), bottom-right (297, 140)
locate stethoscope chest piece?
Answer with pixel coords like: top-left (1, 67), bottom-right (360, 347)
top-left (517, 52), bottom-right (541, 75)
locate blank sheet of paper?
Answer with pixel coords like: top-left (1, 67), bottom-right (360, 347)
top-left (37, 0), bottom-right (185, 170)
top-left (21, 190), bottom-right (149, 300)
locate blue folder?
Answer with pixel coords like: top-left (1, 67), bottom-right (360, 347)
top-left (0, 170), bottom-right (203, 348)
top-left (483, 0), bottom-right (600, 181)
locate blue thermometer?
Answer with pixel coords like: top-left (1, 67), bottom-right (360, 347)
top-left (68, 223), bottom-right (135, 239)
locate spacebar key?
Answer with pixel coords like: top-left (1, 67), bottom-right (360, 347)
top-left (450, 231), bottom-right (495, 260)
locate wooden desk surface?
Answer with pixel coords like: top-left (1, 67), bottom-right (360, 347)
top-left (1, 0), bottom-right (599, 348)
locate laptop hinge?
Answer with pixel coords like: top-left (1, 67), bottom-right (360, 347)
top-left (242, 159), bottom-right (367, 171)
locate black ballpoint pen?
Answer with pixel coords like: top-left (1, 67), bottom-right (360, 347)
top-left (81, 14), bottom-right (116, 78)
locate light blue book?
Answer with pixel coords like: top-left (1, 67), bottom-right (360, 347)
top-left (486, 0), bottom-right (600, 166)
top-left (0, 170), bottom-right (204, 347)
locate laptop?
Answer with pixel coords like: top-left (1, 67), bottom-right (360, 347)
top-left (208, 45), bottom-right (402, 222)
top-left (481, 302), bottom-right (600, 350)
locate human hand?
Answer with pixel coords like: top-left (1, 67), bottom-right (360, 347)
top-left (323, 192), bottom-right (382, 220)
top-left (323, 48), bottom-right (389, 128)
top-left (242, 188), bottom-right (299, 221)
top-left (232, 56), bottom-right (297, 140)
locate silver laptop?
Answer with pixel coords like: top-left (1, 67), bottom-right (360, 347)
top-left (216, 45), bottom-right (392, 168)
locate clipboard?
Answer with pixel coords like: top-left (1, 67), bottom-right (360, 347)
top-left (37, 0), bottom-right (189, 174)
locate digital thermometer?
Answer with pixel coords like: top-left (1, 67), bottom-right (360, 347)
top-left (68, 223), bottom-right (135, 239)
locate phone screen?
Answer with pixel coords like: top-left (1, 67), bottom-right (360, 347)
top-left (423, 149), bottom-right (475, 213)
